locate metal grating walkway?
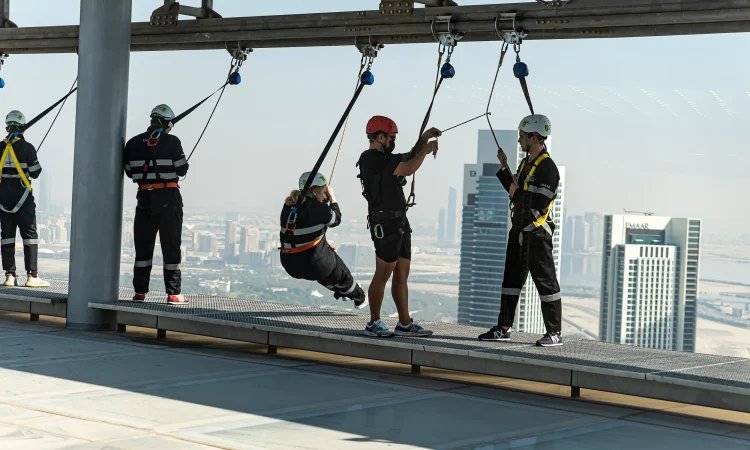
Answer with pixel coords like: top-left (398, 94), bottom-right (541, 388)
top-left (2, 279), bottom-right (750, 413)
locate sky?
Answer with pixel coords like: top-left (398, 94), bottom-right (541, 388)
top-left (2, 0), bottom-right (748, 236)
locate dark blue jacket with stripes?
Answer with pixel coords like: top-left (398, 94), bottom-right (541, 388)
top-left (124, 126), bottom-right (189, 210)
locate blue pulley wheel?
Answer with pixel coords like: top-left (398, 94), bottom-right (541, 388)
top-left (513, 62), bottom-right (529, 78)
top-left (0, 77), bottom-right (5, 89)
top-left (228, 71), bottom-right (241, 85)
top-left (361, 70), bottom-right (375, 86)
top-left (441, 62), bottom-right (456, 79)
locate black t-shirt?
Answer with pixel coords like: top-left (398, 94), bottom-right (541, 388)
top-left (357, 149), bottom-right (407, 212)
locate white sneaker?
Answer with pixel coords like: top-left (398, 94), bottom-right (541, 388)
top-left (4, 274), bottom-right (16, 287)
top-left (25, 275), bottom-right (50, 288)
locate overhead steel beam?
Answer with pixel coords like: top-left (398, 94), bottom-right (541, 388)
top-left (1, 0), bottom-right (749, 54)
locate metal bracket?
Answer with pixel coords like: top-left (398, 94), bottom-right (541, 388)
top-left (494, 13), bottom-right (528, 45)
top-left (151, 0), bottom-right (222, 27)
top-left (355, 36), bottom-right (383, 59)
top-left (379, 1), bottom-right (414, 15)
top-left (0, 53), bottom-right (8, 72)
top-left (1, 0), bottom-right (17, 28)
top-left (431, 15), bottom-right (464, 49)
top-left (226, 41), bottom-right (252, 62)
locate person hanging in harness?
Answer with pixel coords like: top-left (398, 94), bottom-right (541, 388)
top-left (478, 114), bottom-right (563, 347)
top-left (356, 116), bottom-right (441, 337)
top-left (0, 111), bottom-right (50, 288)
top-left (279, 172), bottom-right (369, 309)
top-left (123, 104), bottom-right (189, 305)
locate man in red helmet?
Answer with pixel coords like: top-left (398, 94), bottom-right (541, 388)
top-left (356, 115), bottom-right (441, 337)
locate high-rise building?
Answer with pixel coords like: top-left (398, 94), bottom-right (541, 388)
top-left (198, 233), bottom-right (218, 254)
top-left (224, 220), bottom-right (238, 260)
top-left (39, 172), bottom-right (51, 214)
top-left (458, 129), bottom-right (564, 333)
top-left (573, 216), bottom-right (590, 252)
top-left (437, 208), bottom-right (446, 243)
top-left (239, 227), bottom-right (260, 254)
top-left (225, 212), bottom-right (240, 223)
top-left (447, 186), bottom-right (457, 244)
top-left (585, 212), bottom-right (602, 250)
top-left (337, 243), bottom-right (375, 272)
top-left (599, 214), bottom-right (701, 352)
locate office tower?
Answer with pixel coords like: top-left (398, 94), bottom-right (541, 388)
top-left (447, 186), bottom-right (457, 244)
top-left (458, 130), bottom-right (516, 328)
top-left (224, 220), bottom-right (237, 260)
top-left (39, 172), bottom-right (51, 214)
top-left (573, 216), bottom-right (590, 252)
top-left (437, 208), bottom-right (446, 243)
top-left (599, 214), bottom-right (701, 352)
top-left (458, 129), bottom-right (564, 333)
top-left (585, 212), bottom-right (602, 250)
top-left (199, 233), bottom-right (217, 254)
top-left (239, 227), bottom-right (260, 254)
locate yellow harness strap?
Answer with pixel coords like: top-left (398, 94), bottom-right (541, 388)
top-left (517, 152), bottom-right (553, 228)
top-left (0, 138), bottom-right (33, 191)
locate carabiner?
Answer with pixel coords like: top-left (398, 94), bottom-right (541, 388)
top-left (373, 223), bottom-right (385, 240)
top-left (285, 207), bottom-right (298, 232)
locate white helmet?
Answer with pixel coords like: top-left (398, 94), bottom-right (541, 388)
top-left (5, 110), bottom-right (26, 126)
top-left (518, 114), bottom-right (551, 138)
top-left (150, 104), bottom-right (175, 121)
top-left (298, 171), bottom-right (328, 190)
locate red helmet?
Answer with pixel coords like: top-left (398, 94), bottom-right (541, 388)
top-left (366, 115), bottom-right (398, 135)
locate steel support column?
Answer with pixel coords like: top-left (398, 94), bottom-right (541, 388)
top-left (67, 0), bottom-right (132, 330)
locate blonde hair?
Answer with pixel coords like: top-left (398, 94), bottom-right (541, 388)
top-left (284, 185), bottom-right (325, 206)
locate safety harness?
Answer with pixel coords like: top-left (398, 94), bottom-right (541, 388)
top-left (0, 135), bottom-right (33, 213)
top-left (515, 152), bottom-right (554, 235)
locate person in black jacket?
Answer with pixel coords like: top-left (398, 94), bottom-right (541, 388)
top-left (280, 171), bottom-right (368, 309)
top-left (124, 104), bottom-right (189, 305)
top-left (0, 110), bottom-right (49, 288)
top-left (478, 114), bottom-right (564, 347)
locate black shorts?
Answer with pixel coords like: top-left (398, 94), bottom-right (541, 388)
top-left (369, 216), bottom-right (411, 263)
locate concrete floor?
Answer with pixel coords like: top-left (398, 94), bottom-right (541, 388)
top-left (2, 312), bottom-right (750, 449)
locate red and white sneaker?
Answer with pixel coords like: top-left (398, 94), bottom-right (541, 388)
top-left (167, 294), bottom-right (189, 305)
top-left (132, 293), bottom-right (146, 302)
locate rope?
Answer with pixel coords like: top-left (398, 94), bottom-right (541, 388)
top-left (186, 82), bottom-right (229, 162)
top-left (36, 76), bottom-right (79, 153)
top-left (486, 42), bottom-right (509, 154)
top-left (408, 44), bottom-right (452, 208)
top-left (297, 80), bottom-right (370, 204)
top-left (328, 62), bottom-right (366, 186)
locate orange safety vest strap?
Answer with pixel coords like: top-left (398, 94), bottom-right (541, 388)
top-left (138, 182), bottom-right (180, 191)
top-left (280, 237), bottom-right (323, 254)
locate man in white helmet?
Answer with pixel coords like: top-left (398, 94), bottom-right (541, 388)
top-left (478, 114), bottom-right (564, 347)
top-left (0, 110), bottom-right (50, 288)
top-left (278, 171), bottom-right (368, 309)
top-left (123, 104), bottom-right (189, 305)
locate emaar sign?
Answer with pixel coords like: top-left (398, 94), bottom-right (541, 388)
top-left (626, 223), bottom-right (650, 230)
